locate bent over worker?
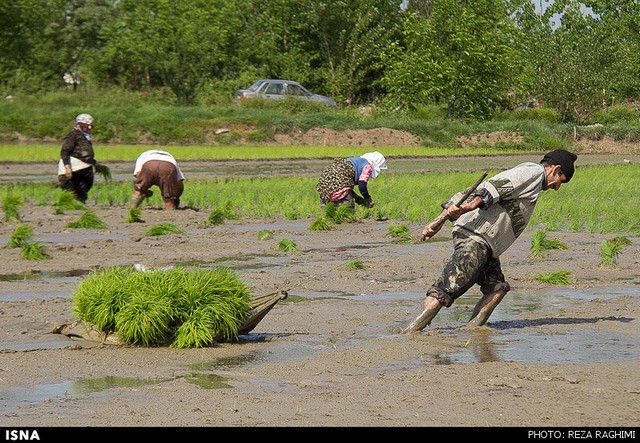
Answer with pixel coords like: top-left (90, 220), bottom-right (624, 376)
top-left (131, 149), bottom-right (185, 210)
top-left (403, 149), bottom-right (578, 333)
top-left (316, 151), bottom-right (388, 209)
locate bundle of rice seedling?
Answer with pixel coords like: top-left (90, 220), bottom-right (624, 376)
top-left (388, 224), bottom-right (412, 242)
top-left (600, 236), bottom-right (632, 266)
top-left (530, 230), bottom-right (568, 257)
top-left (6, 224), bottom-right (33, 249)
top-left (144, 223), bottom-right (184, 236)
top-left (66, 210), bottom-right (108, 229)
top-left (2, 194), bottom-right (23, 222)
top-left (533, 270), bottom-right (571, 285)
top-left (257, 229), bottom-right (274, 240)
top-left (204, 209), bottom-right (226, 226)
top-left (52, 190), bottom-right (86, 214)
top-left (95, 164), bottom-right (112, 182)
top-left (20, 241), bottom-right (50, 260)
top-left (345, 259), bottom-right (364, 270)
top-left (309, 216), bottom-right (332, 231)
top-left (278, 238), bottom-right (299, 252)
top-left (125, 207), bottom-right (144, 223)
top-left (72, 265), bottom-right (252, 348)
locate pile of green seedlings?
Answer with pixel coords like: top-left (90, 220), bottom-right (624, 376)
top-left (72, 265), bottom-right (252, 348)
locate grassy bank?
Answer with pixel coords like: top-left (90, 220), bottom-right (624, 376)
top-left (3, 90), bottom-right (640, 154)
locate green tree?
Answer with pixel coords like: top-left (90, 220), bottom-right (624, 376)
top-left (92, 0), bottom-right (245, 104)
top-left (382, 0), bottom-right (522, 121)
top-left (514, 0), bottom-right (639, 122)
top-left (0, 0), bottom-right (115, 93)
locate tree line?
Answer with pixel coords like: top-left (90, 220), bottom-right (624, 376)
top-left (1, 0), bottom-right (638, 122)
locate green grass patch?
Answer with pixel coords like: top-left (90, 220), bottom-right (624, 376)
top-left (71, 265), bottom-right (252, 347)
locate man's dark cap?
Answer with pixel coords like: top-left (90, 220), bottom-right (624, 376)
top-left (542, 149), bottom-right (578, 182)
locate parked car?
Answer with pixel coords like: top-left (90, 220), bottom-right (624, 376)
top-left (234, 79), bottom-right (336, 107)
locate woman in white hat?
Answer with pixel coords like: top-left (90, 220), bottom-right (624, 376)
top-left (58, 113), bottom-right (103, 203)
top-left (316, 151), bottom-right (388, 209)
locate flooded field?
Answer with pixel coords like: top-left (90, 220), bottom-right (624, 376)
top-left (0, 157), bottom-right (639, 427)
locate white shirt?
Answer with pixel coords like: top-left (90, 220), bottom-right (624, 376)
top-left (133, 149), bottom-right (185, 180)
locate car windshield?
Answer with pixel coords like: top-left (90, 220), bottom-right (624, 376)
top-left (248, 80), bottom-right (266, 92)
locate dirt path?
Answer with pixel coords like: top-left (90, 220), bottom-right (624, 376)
top-left (1, 200), bottom-right (639, 427)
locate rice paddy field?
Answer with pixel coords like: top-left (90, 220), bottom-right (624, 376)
top-left (0, 143), bottom-right (639, 429)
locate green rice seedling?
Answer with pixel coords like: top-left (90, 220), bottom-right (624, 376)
top-left (72, 265), bottom-right (251, 347)
top-left (323, 202), bottom-right (337, 220)
top-left (125, 207), bottom-right (144, 223)
top-left (278, 238), bottom-right (299, 253)
top-left (20, 241), bottom-right (50, 260)
top-left (172, 309), bottom-right (216, 349)
top-left (309, 216), bottom-right (332, 231)
top-left (333, 204), bottom-right (358, 223)
top-left (73, 266), bottom-right (137, 331)
top-left (345, 259), bottom-right (364, 270)
top-left (65, 210), bottom-right (108, 229)
top-left (222, 200), bottom-right (239, 220)
top-left (533, 270), bottom-right (571, 285)
top-left (115, 291), bottom-right (175, 346)
top-left (374, 209), bottom-right (388, 221)
top-left (612, 236), bottom-right (632, 246)
top-left (95, 164), bottom-right (112, 182)
top-left (52, 190), bottom-right (86, 214)
top-left (6, 224), bottom-right (33, 248)
top-left (204, 209), bottom-right (226, 226)
top-left (257, 229), bottom-right (274, 240)
top-left (2, 194), bottom-right (23, 221)
top-left (144, 223), bottom-right (185, 236)
top-left (388, 224), bottom-right (412, 241)
top-left (530, 229), bottom-right (568, 257)
top-left (600, 236), bottom-right (632, 266)
top-left (284, 209), bottom-right (301, 220)
top-left (173, 266), bottom-right (251, 344)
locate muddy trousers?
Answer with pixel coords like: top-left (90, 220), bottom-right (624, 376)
top-left (404, 234), bottom-right (510, 333)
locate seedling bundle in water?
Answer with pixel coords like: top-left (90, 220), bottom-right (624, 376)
top-left (72, 265), bottom-right (252, 348)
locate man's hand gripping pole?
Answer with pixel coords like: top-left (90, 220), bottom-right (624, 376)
top-left (421, 171), bottom-right (488, 241)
